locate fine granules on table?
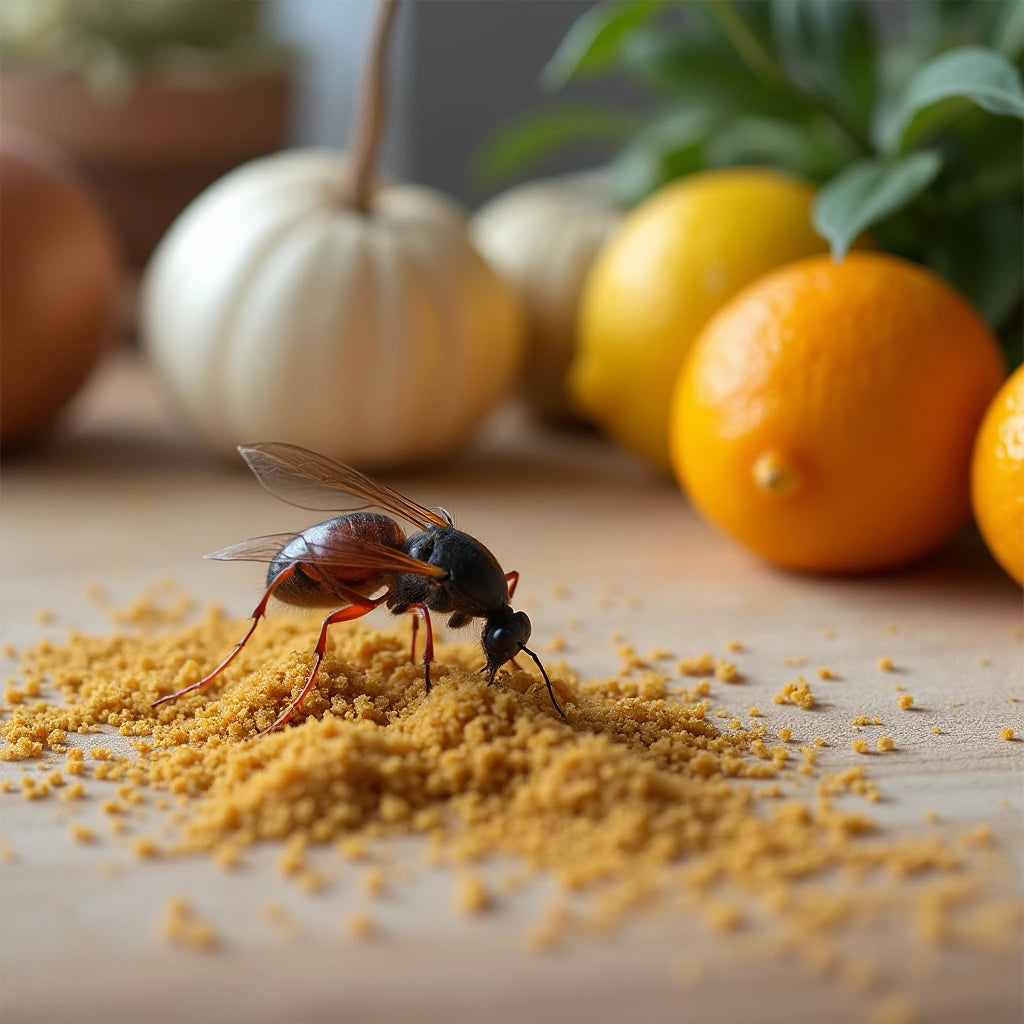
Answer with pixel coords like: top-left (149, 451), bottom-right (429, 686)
top-left (1, 600), bottom-right (1020, 979)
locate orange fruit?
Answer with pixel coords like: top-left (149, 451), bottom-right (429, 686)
top-left (570, 169), bottom-right (829, 472)
top-left (971, 366), bottom-right (1024, 584)
top-left (671, 253), bottom-right (1005, 573)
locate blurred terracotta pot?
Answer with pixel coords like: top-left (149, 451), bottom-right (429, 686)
top-left (1, 66), bottom-right (292, 268)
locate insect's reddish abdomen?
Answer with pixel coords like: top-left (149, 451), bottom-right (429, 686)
top-left (268, 512), bottom-right (406, 608)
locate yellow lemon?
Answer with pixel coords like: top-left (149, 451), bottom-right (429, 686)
top-left (570, 168), bottom-right (829, 471)
top-left (671, 253), bottom-right (1006, 573)
top-left (972, 365), bottom-right (1024, 584)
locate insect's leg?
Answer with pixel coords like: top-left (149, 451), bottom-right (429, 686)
top-left (409, 604), bottom-right (434, 692)
top-left (410, 612), bottom-right (419, 665)
top-left (151, 563), bottom-right (304, 709)
top-left (258, 593), bottom-right (386, 737)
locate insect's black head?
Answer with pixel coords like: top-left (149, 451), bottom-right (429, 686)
top-left (482, 608), bottom-right (531, 678)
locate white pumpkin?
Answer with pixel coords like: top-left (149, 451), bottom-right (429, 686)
top-left (141, 149), bottom-right (523, 467)
top-left (471, 171), bottom-right (623, 423)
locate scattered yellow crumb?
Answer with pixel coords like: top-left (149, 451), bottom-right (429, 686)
top-left (35, 609), bottom-right (55, 626)
top-left (851, 739), bottom-right (870, 754)
top-left (548, 583), bottom-right (570, 599)
top-left (933, 727), bottom-right (942, 735)
top-left (545, 636), bottom-right (566, 654)
top-left (360, 866), bottom-right (387, 897)
top-left (877, 736), bottom-right (894, 752)
top-left (774, 677), bottom-right (815, 710)
top-left (816, 667), bottom-right (838, 680)
top-left (130, 837), bottom-right (159, 859)
top-left (58, 782), bottom-right (85, 802)
top-left (159, 897), bottom-right (218, 950)
top-left (277, 836), bottom-right (307, 876)
top-left (344, 910), bottom-right (374, 940)
top-left (524, 901), bottom-right (571, 952)
top-left (778, 728), bottom-right (792, 742)
top-left (898, 694), bottom-right (914, 711)
top-left (747, 706), bottom-right (760, 717)
top-left (70, 824), bottom-right (95, 843)
top-left (296, 870), bottom-right (328, 894)
top-left (924, 809), bottom-right (940, 823)
top-left (454, 871), bottom-right (492, 915)
top-left (1000, 728), bottom-right (1014, 741)
top-left (978, 656), bottom-right (990, 667)
top-left (869, 994), bottom-right (915, 1024)
top-left (0, 844), bottom-right (16, 862)
top-left (713, 659), bottom-right (740, 683)
top-left (725, 640), bottom-right (744, 652)
top-left (337, 836), bottom-right (370, 862)
top-left (877, 656), bottom-right (895, 672)
top-left (883, 623), bottom-right (899, 636)
top-left (678, 652), bottom-right (714, 677)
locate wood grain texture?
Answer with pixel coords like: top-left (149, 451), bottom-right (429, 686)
top-left (1, 353), bottom-right (1021, 1023)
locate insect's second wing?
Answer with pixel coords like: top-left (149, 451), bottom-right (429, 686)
top-left (238, 443), bottom-right (449, 530)
top-left (206, 531), bottom-right (449, 580)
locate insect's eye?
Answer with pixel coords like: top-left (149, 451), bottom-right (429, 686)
top-left (485, 626), bottom-right (519, 657)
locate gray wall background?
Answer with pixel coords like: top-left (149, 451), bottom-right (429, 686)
top-left (268, 0), bottom-right (643, 208)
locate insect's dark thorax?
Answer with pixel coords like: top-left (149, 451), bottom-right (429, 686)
top-left (393, 527), bottom-right (509, 617)
top-left (268, 513), bottom-right (405, 608)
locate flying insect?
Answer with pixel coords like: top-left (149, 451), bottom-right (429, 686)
top-left (151, 443), bottom-right (565, 734)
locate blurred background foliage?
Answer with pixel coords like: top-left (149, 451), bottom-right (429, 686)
top-left (481, 0), bottom-right (1024, 359)
top-left (0, 0), bottom-right (289, 93)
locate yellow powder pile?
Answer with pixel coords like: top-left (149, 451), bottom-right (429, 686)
top-left (1, 605), bottom-right (1020, 990)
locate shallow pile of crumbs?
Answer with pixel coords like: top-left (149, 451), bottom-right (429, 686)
top-left (2, 595), bottom-right (1020, 1011)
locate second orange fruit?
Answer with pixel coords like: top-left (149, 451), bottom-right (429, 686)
top-left (672, 253), bottom-right (1005, 573)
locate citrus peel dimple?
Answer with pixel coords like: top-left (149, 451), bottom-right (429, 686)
top-left (753, 451), bottom-right (798, 494)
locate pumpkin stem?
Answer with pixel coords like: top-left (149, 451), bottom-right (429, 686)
top-left (344, 0), bottom-right (400, 213)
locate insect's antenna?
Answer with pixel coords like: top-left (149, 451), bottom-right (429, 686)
top-left (520, 646), bottom-right (567, 721)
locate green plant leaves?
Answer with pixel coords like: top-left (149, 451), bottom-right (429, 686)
top-left (926, 198), bottom-right (1023, 328)
top-left (475, 107), bottom-right (636, 182)
top-left (771, 0), bottom-right (877, 132)
top-left (609, 109), bottom-right (712, 204)
top-left (812, 150), bottom-right (943, 259)
top-left (879, 45), bottom-right (1024, 151)
top-left (540, 0), bottom-right (662, 91)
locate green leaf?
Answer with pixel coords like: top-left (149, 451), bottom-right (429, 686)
top-left (880, 45), bottom-right (1024, 151)
top-left (540, 0), bottom-right (662, 91)
top-left (925, 198), bottom-right (1024, 328)
top-left (706, 114), bottom-right (848, 179)
top-left (991, 0), bottom-right (1024, 60)
top-left (474, 107), bottom-right (636, 182)
top-left (770, 0), bottom-right (877, 131)
top-left (811, 150), bottom-right (943, 258)
top-left (621, 31), bottom-right (811, 120)
top-left (609, 108), bottom-right (713, 204)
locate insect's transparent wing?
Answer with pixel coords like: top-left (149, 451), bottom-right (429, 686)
top-left (206, 531), bottom-right (448, 579)
top-left (238, 443), bottom-right (448, 530)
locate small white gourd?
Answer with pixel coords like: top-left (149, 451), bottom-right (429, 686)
top-left (140, 0), bottom-right (522, 467)
top-left (471, 172), bottom-right (623, 423)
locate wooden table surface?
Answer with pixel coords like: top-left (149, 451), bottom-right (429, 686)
top-left (2, 352), bottom-right (1022, 1023)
